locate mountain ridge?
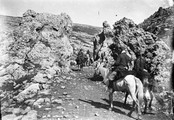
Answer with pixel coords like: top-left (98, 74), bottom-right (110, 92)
top-left (139, 6), bottom-right (174, 47)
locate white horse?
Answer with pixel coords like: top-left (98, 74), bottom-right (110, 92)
top-left (94, 61), bottom-right (144, 120)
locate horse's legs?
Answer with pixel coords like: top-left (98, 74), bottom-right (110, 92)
top-left (128, 101), bottom-right (136, 117)
top-left (129, 89), bottom-right (142, 120)
top-left (148, 91), bottom-right (154, 110)
top-left (80, 64), bottom-right (83, 71)
top-left (109, 88), bottom-right (114, 111)
top-left (144, 97), bottom-right (148, 114)
top-left (124, 92), bottom-right (129, 105)
top-left (77, 65), bottom-right (80, 70)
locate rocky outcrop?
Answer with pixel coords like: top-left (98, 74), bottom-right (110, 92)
top-left (0, 9), bottom-right (73, 119)
top-left (139, 6), bottom-right (174, 47)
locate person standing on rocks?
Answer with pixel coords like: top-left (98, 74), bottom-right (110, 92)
top-left (98, 21), bottom-right (114, 67)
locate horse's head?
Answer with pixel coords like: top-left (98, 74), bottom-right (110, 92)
top-left (93, 60), bottom-right (105, 75)
top-left (93, 60), bottom-right (101, 75)
top-left (143, 77), bottom-right (149, 85)
top-left (93, 60), bottom-right (106, 69)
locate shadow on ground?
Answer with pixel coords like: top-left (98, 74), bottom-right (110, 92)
top-left (102, 98), bottom-right (132, 110)
top-left (79, 99), bottom-right (127, 115)
top-left (88, 74), bottom-right (103, 82)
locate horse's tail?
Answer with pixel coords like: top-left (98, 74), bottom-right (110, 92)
top-left (134, 77), bottom-right (144, 105)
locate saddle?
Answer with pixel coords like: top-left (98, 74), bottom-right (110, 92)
top-left (115, 70), bottom-right (135, 81)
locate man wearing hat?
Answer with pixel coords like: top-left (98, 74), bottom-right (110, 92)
top-left (108, 46), bottom-right (132, 81)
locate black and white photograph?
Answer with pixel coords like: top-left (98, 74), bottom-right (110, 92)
top-left (0, 0), bottom-right (173, 120)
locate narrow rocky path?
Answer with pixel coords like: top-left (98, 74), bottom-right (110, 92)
top-left (37, 66), bottom-right (171, 120)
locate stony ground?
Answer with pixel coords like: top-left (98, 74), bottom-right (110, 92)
top-left (35, 66), bottom-right (172, 120)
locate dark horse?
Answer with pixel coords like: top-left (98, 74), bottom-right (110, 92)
top-left (76, 49), bottom-right (86, 70)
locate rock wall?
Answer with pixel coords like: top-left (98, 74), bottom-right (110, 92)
top-left (0, 10), bottom-right (73, 119)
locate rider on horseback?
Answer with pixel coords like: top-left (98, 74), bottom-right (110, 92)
top-left (134, 50), bottom-right (150, 83)
top-left (108, 46), bottom-right (133, 81)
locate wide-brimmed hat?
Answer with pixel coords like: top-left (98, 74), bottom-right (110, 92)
top-left (120, 46), bottom-right (126, 51)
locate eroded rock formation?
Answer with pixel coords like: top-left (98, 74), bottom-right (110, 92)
top-left (0, 10), bottom-right (74, 119)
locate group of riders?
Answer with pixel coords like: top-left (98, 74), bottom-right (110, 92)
top-left (76, 45), bottom-right (151, 86)
top-left (107, 46), bottom-right (151, 85)
top-left (76, 20), bottom-right (153, 88)
top-left (95, 20), bottom-right (152, 86)
top-left (76, 49), bottom-right (94, 70)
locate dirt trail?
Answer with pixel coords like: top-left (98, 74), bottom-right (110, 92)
top-left (37, 66), bottom-right (171, 120)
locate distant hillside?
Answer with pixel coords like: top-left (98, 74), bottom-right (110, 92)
top-left (139, 6), bottom-right (174, 47)
top-left (0, 15), bottom-right (101, 35)
top-left (72, 23), bottom-right (101, 36)
top-left (0, 15), bottom-right (22, 31)
top-left (0, 15), bottom-right (101, 53)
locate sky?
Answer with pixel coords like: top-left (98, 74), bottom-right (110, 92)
top-left (0, 0), bottom-right (173, 27)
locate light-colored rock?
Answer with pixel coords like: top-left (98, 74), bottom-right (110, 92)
top-left (39, 89), bottom-right (51, 95)
top-left (12, 108), bottom-right (22, 115)
top-left (32, 72), bottom-right (48, 83)
top-left (2, 114), bottom-right (16, 120)
top-left (14, 83), bottom-right (40, 102)
top-left (52, 99), bottom-right (63, 105)
top-left (21, 106), bottom-right (31, 115)
top-left (24, 99), bottom-right (35, 106)
top-left (0, 75), bottom-right (12, 87)
top-left (33, 98), bottom-right (45, 107)
top-left (95, 113), bottom-right (99, 116)
top-left (21, 110), bottom-right (37, 120)
top-left (21, 83), bottom-right (40, 94)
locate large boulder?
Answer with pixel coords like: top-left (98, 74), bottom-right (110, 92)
top-left (8, 10), bottom-right (73, 72)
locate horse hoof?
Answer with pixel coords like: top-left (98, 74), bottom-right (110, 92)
top-left (109, 108), bottom-right (112, 111)
top-left (143, 111), bottom-right (146, 114)
top-left (137, 116), bottom-right (142, 120)
top-left (127, 112), bottom-right (132, 117)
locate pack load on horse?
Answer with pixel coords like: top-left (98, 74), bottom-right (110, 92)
top-left (94, 60), bottom-right (144, 120)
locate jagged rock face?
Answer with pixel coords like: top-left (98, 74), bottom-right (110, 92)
top-left (140, 6), bottom-right (174, 47)
top-left (0, 10), bottom-right (74, 119)
top-left (113, 17), bottom-right (158, 53)
top-left (0, 10), bottom-right (74, 113)
top-left (8, 10), bottom-right (73, 72)
top-left (93, 17), bottom-right (171, 88)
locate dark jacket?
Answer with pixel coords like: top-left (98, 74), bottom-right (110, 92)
top-left (134, 56), bottom-right (150, 81)
top-left (76, 50), bottom-right (85, 65)
top-left (113, 52), bottom-right (132, 78)
top-left (134, 57), bottom-right (146, 72)
top-left (114, 52), bottom-right (132, 69)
